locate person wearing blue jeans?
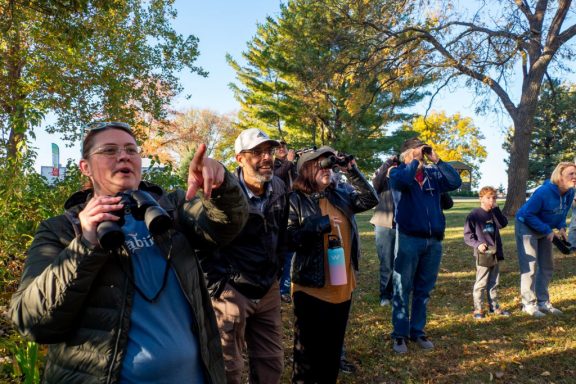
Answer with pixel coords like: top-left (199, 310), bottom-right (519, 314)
top-left (389, 137), bottom-right (461, 354)
top-left (279, 251), bottom-right (294, 302)
top-left (370, 157), bottom-right (399, 306)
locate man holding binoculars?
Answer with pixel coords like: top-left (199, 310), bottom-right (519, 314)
top-left (388, 137), bottom-right (461, 354)
top-left (10, 122), bottom-right (248, 383)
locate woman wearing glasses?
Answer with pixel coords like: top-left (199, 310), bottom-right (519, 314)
top-left (10, 122), bottom-right (248, 383)
top-left (286, 147), bottom-right (378, 383)
top-left (515, 161), bottom-right (576, 317)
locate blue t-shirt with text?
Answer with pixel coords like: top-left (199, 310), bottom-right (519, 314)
top-left (119, 214), bottom-right (205, 384)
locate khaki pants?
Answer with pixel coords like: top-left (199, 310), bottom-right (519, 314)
top-left (212, 282), bottom-right (283, 384)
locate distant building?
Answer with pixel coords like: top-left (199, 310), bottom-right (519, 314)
top-left (447, 161), bottom-right (472, 192)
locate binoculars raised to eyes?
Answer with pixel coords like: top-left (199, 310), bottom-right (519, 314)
top-left (422, 146), bottom-right (432, 155)
top-left (96, 190), bottom-right (173, 250)
top-left (318, 153), bottom-right (354, 169)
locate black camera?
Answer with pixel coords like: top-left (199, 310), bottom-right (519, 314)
top-left (318, 153), bottom-right (354, 170)
top-left (552, 237), bottom-right (572, 255)
top-left (96, 190), bottom-right (173, 250)
top-left (422, 145), bottom-right (432, 156)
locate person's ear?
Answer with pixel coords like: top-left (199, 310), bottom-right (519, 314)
top-left (79, 159), bottom-right (92, 177)
top-left (235, 153), bottom-right (245, 167)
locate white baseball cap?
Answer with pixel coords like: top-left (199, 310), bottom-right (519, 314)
top-left (234, 128), bottom-right (280, 155)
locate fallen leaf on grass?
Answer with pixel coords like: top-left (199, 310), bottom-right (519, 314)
top-left (541, 371), bottom-right (551, 376)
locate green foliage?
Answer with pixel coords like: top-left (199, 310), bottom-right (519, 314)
top-left (1, 0), bottom-right (205, 170)
top-left (11, 341), bottom-right (40, 384)
top-left (229, 0), bottom-right (431, 173)
top-left (504, 80), bottom-right (576, 188)
top-left (143, 156), bottom-right (186, 191)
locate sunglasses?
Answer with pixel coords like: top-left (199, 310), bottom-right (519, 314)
top-left (84, 121), bottom-right (132, 136)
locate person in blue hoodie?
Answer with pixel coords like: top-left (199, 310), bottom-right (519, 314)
top-left (388, 137), bottom-right (461, 354)
top-left (515, 162), bottom-right (576, 317)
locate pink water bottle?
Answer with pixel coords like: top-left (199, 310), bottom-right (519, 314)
top-left (327, 235), bottom-right (347, 286)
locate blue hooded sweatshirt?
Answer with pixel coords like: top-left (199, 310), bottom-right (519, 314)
top-left (389, 159), bottom-right (462, 240)
top-left (516, 180), bottom-right (575, 235)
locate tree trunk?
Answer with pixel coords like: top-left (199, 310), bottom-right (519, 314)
top-left (503, 115), bottom-right (533, 216)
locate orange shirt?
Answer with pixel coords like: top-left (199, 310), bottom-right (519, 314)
top-left (293, 197), bottom-right (356, 303)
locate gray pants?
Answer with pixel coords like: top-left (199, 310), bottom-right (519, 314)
top-left (473, 261), bottom-right (500, 312)
top-left (515, 221), bottom-right (554, 307)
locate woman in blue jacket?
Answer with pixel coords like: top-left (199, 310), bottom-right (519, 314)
top-left (515, 162), bottom-right (576, 317)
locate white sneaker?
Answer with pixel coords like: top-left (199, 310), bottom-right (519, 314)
top-left (538, 303), bottom-right (563, 315)
top-left (523, 305), bottom-right (546, 318)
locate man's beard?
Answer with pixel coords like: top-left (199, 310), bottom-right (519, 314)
top-left (254, 172), bottom-right (273, 183)
top-left (253, 163), bottom-right (273, 183)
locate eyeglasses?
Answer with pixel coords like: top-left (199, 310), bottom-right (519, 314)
top-left (88, 144), bottom-right (142, 157)
top-left (241, 147), bottom-right (276, 158)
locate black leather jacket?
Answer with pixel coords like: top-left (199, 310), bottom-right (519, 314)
top-left (287, 166), bottom-right (378, 287)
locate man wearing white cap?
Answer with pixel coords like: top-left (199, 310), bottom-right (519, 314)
top-left (199, 128), bottom-right (288, 383)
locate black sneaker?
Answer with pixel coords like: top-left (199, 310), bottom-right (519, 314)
top-left (339, 358), bottom-right (356, 374)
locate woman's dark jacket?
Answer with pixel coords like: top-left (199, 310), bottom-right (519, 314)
top-left (287, 166), bottom-right (378, 287)
top-left (9, 173), bottom-right (248, 384)
top-left (199, 169), bottom-right (289, 300)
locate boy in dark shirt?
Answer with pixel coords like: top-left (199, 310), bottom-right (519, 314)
top-left (464, 186), bottom-right (510, 319)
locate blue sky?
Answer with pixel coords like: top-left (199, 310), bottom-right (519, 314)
top-left (34, 0), bottom-right (511, 190)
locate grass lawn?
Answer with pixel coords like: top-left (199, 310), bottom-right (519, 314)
top-left (280, 201), bottom-right (576, 383)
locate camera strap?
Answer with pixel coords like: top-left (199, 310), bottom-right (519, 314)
top-left (119, 240), bottom-right (173, 303)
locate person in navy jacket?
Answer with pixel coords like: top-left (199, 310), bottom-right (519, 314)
top-left (464, 186), bottom-right (510, 319)
top-left (388, 137), bottom-right (461, 354)
top-left (515, 162), bottom-right (576, 317)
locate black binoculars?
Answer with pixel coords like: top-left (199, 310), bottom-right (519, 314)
top-left (96, 190), bottom-right (173, 250)
top-left (422, 146), bottom-right (432, 155)
top-left (318, 153), bottom-right (354, 170)
top-left (552, 237), bottom-right (572, 255)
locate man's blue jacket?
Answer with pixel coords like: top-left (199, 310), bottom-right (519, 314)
top-left (390, 159), bottom-right (462, 240)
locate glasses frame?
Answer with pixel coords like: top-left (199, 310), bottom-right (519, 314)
top-left (241, 147), bottom-right (277, 158)
top-left (87, 144), bottom-right (142, 158)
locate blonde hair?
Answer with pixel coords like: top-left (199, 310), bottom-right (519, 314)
top-left (478, 186), bottom-right (497, 198)
top-left (550, 162), bottom-right (576, 186)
